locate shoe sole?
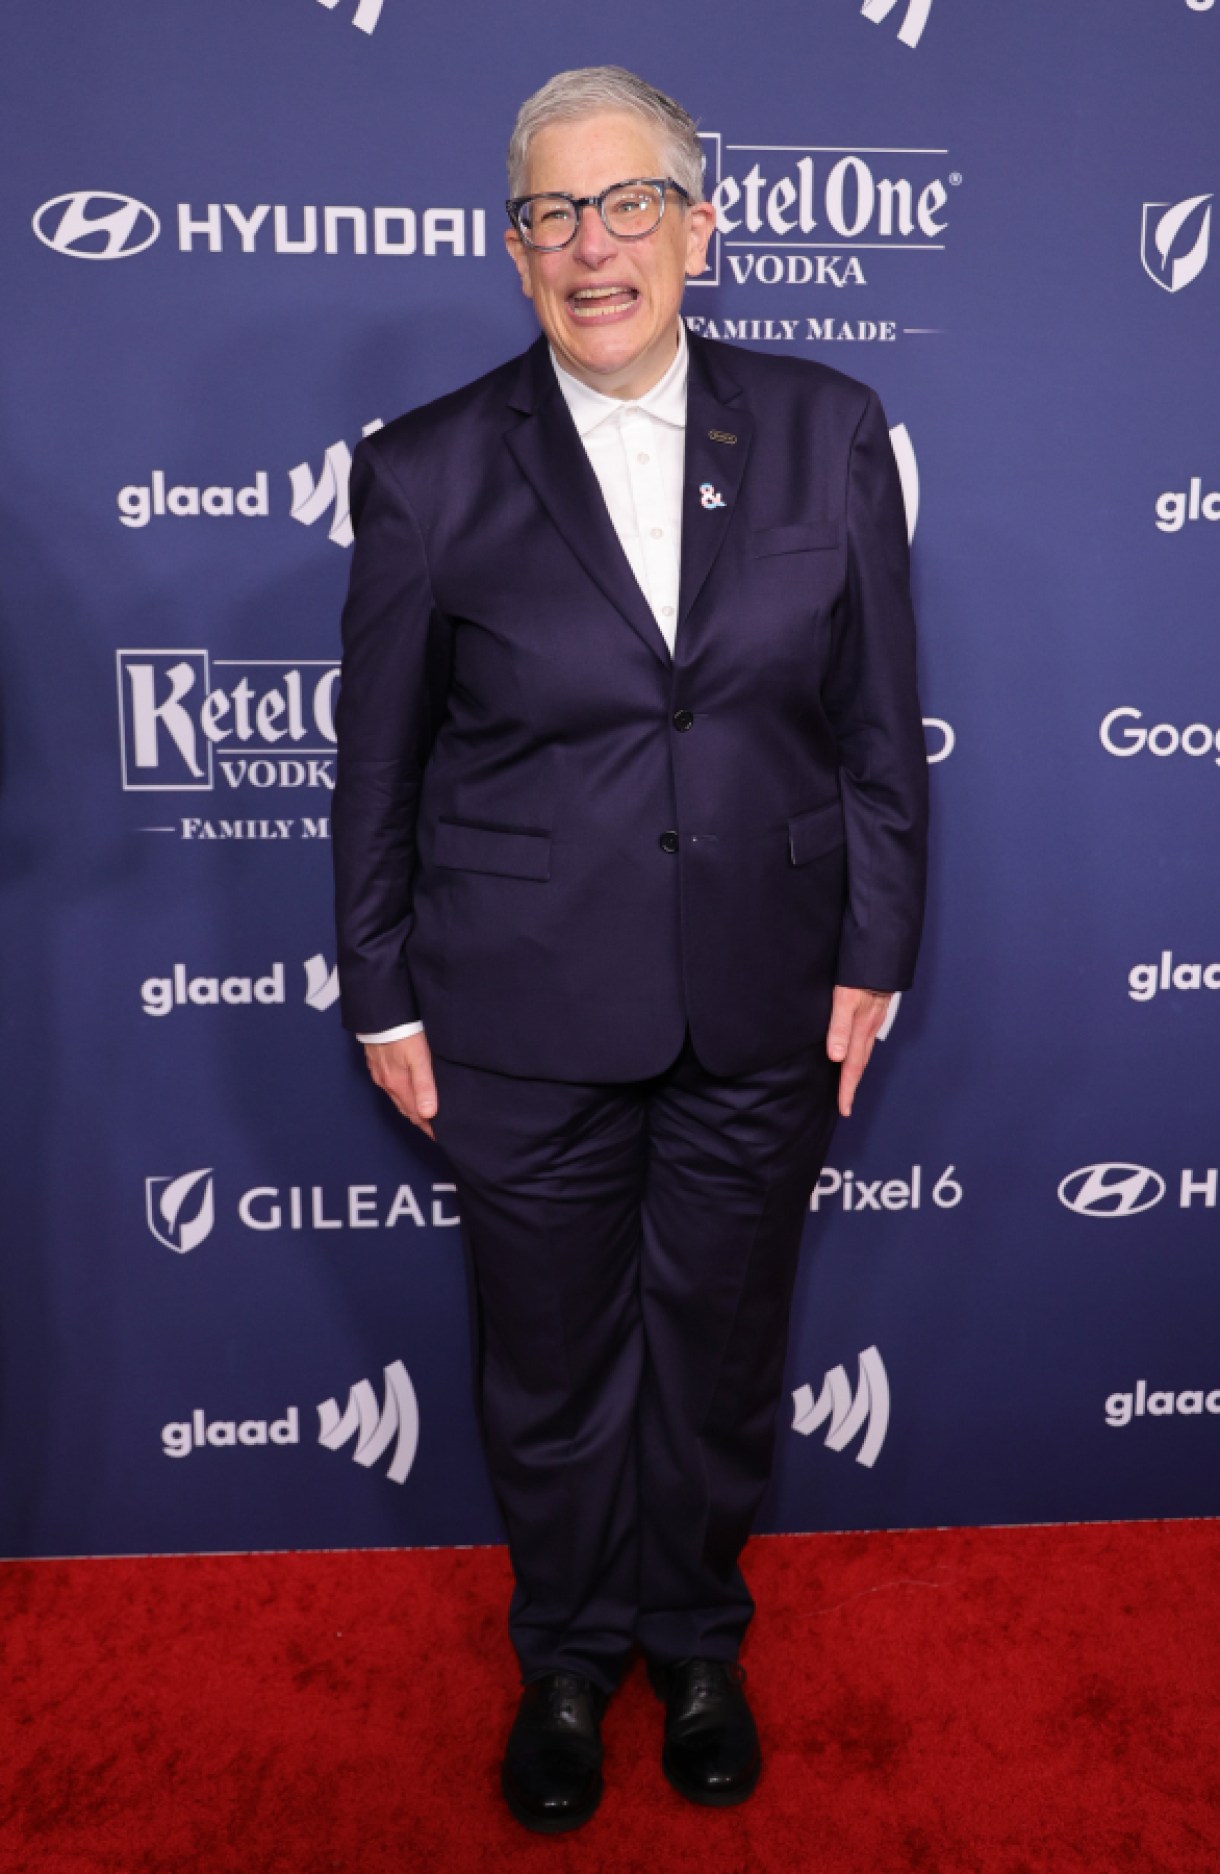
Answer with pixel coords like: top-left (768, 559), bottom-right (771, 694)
top-left (661, 1752), bottom-right (761, 1808)
top-left (500, 1766), bottom-right (603, 1834)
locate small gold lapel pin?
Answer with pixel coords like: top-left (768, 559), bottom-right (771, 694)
top-left (708, 429), bottom-right (737, 445)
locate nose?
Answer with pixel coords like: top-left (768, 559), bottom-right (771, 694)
top-left (570, 201), bottom-right (617, 266)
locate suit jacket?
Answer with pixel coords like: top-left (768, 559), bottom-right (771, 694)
top-left (332, 328), bottom-right (928, 1081)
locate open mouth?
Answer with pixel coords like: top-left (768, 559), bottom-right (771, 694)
top-left (567, 284), bottom-right (640, 321)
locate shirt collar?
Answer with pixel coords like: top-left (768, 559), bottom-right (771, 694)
top-left (550, 319), bottom-right (689, 438)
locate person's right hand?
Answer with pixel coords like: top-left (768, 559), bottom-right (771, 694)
top-left (362, 1031), bottom-right (438, 1140)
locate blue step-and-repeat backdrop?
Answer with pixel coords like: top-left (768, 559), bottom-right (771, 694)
top-left (2, 1), bottom-right (1217, 1560)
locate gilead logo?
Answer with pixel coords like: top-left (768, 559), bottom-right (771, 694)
top-left (1140, 194), bottom-right (1212, 294)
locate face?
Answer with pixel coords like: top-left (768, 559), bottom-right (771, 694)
top-left (505, 111), bottom-right (715, 400)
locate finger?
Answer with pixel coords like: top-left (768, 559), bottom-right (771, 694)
top-left (838, 1029), bottom-right (876, 1118)
top-left (411, 1059), bottom-right (438, 1121)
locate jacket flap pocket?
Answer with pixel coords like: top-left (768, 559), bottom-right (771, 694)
top-left (788, 801), bottom-right (845, 866)
top-left (435, 819), bottom-right (551, 881)
top-left (749, 523), bottom-right (839, 557)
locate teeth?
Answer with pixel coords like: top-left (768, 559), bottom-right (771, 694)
top-left (573, 286), bottom-right (634, 300)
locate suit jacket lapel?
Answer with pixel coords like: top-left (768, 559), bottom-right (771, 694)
top-left (677, 333), bottom-right (754, 631)
top-left (504, 337), bottom-right (672, 667)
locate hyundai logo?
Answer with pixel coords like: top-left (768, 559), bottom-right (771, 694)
top-left (1057, 1163), bottom-right (1166, 1218)
top-left (33, 191), bottom-right (160, 260)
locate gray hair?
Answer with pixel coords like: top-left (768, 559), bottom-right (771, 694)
top-left (507, 66), bottom-right (704, 204)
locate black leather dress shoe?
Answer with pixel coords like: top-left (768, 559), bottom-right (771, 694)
top-left (500, 1671), bottom-right (607, 1834)
top-left (647, 1657), bottom-right (761, 1806)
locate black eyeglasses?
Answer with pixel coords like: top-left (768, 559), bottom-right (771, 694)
top-left (506, 176), bottom-right (691, 251)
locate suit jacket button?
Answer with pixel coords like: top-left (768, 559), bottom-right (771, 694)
top-left (672, 708), bottom-right (694, 731)
top-left (659, 830), bottom-right (680, 853)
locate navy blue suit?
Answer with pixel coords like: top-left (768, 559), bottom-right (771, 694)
top-left (333, 329), bottom-right (927, 1687)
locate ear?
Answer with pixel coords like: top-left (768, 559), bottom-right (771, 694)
top-left (504, 227), bottom-right (535, 301)
top-left (683, 200), bottom-right (717, 279)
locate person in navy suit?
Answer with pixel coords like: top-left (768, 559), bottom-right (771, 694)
top-left (333, 65), bottom-right (927, 1833)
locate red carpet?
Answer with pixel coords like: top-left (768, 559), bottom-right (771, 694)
top-left (4, 1519), bottom-right (1219, 1873)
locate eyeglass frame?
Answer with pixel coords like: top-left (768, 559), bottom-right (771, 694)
top-left (505, 176), bottom-right (692, 250)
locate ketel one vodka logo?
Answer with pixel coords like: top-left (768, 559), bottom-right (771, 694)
top-left (694, 133), bottom-right (955, 289)
top-left (792, 1345), bottom-right (890, 1467)
top-left (116, 650), bottom-right (339, 792)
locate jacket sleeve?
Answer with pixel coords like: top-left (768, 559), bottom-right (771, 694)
top-left (821, 388), bottom-right (929, 992)
top-left (331, 436), bottom-right (449, 1034)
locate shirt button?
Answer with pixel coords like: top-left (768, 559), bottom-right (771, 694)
top-left (650, 526), bottom-right (663, 539)
top-left (659, 830), bottom-right (680, 853)
top-left (661, 605), bottom-right (675, 618)
top-left (637, 452), bottom-right (650, 465)
top-left (672, 709), bottom-right (694, 731)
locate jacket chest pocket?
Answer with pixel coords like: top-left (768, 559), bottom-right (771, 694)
top-left (748, 524), bottom-right (839, 558)
top-left (434, 818), bottom-right (551, 881)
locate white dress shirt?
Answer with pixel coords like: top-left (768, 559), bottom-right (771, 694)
top-left (357, 323), bottom-right (689, 1046)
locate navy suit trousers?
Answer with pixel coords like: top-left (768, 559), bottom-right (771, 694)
top-left (429, 1023), bottom-right (839, 1693)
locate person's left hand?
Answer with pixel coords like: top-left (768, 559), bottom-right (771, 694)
top-left (826, 985), bottom-right (893, 1118)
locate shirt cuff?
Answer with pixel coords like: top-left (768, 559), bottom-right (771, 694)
top-left (356, 1021), bottom-right (425, 1044)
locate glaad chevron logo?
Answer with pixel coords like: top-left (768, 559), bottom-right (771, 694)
top-left (304, 954), bottom-right (340, 1010)
top-left (316, 0), bottom-right (385, 32)
top-left (861, 0), bottom-right (934, 49)
top-left (889, 424), bottom-right (919, 543)
top-left (33, 191), bottom-right (160, 259)
top-left (792, 1345), bottom-right (889, 1467)
top-left (289, 421), bottom-right (384, 547)
top-left (1057, 1164), bottom-right (1166, 1217)
top-left (1141, 194), bottom-right (1212, 293)
top-left (318, 1360), bottom-right (419, 1484)
top-left (146, 1168), bottom-right (216, 1253)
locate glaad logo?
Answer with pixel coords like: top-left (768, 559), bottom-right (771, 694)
top-left (1154, 477), bottom-right (1220, 531)
top-left (890, 423), bottom-right (919, 543)
top-left (290, 421), bottom-right (384, 547)
top-left (792, 1345), bottom-right (889, 1467)
top-left (32, 191), bottom-right (160, 260)
top-left (316, 0), bottom-right (385, 32)
top-left (1058, 1164), bottom-right (1165, 1217)
top-left (860, 0), bottom-right (934, 50)
top-left (1105, 1378), bottom-right (1220, 1426)
top-left (318, 1360), bottom-right (419, 1484)
top-left (1128, 952), bottom-right (1220, 1002)
top-left (160, 1360), bottom-right (419, 1484)
top-left (146, 1168), bottom-right (216, 1254)
top-left (1140, 193), bottom-right (1212, 293)
top-left (139, 959), bottom-right (339, 1016)
top-left (116, 420), bottom-right (380, 542)
top-left (1099, 708), bottom-right (1220, 766)
top-left (304, 955), bottom-right (340, 1010)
